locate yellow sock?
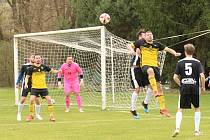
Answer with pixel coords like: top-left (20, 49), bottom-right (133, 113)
top-left (29, 103), bottom-right (35, 116)
top-left (157, 95), bottom-right (166, 110)
top-left (149, 76), bottom-right (158, 92)
top-left (48, 105), bottom-right (54, 114)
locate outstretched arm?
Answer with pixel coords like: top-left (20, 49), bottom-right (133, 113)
top-left (50, 69), bottom-right (60, 74)
top-left (164, 47), bottom-right (181, 57)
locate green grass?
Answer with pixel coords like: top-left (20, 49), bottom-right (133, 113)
top-left (0, 88), bottom-right (210, 140)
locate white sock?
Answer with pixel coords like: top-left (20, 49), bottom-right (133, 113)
top-left (195, 112), bottom-right (201, 132)
top-left (35, 104), bottom-right (41, 116)
top-left (176, 111), bottom-right (182, 130)
top-left (131, 91), bottom-right (138, 111)
top-left (144, 88), bottom-right (153, 104)
top-left (18, 103), bottom-right (24, 114)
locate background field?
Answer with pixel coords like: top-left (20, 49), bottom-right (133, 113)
top-left (0, 88), bottom-right (210, 140)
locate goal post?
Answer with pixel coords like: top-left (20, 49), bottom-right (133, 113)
top-left (14, 37), bottom-right (19, 105)
top-left (14, 26), bottom-right (164, 110)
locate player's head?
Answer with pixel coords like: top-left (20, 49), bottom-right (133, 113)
top-left (29, 54), bottom-right (35, 63)
top-left (184, 44), bottom-right (195, 56)
top-left (34, 54), bottom-right (42, 64)
top-left (66, 56), bottom-right (74, 64)
top-left (137, 28), bottom-right (145, 40)
top-left (145, 31), bottom-right (153, 42)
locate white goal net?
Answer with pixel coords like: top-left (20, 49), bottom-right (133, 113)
top-left (14, 26), bottom-right (165, 110)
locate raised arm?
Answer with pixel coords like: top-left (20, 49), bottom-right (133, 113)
top-left (50, 69), bottom-right (60, 74)
top-left (164, 47), bottom-right (181, 57)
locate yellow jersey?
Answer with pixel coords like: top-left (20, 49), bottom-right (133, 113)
top-left (140, 42), bottom-right (165, 67)
top-left (26, 64), bottom-right (51, 89)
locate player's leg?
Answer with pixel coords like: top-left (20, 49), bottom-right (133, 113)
top-left (151, 67), bottom-right (171, 117)
top-left (157, 83), bottom-right (170, 117)
top-left (17, 87), bottom-right (29, 121)
top-left (64, 83), bottom-right (71, 112)
top-left (26, 93), bottom-right (36, 122)
top-left (73, 81), bottom-right (83, 112)
top-left (192, 94), bottom-right (200, 136)
top-left (172, 108), bottom-right (182, 137)
top-left (130, 87), bottom-right (140, 119)
top-left (142, 66), bottom-right (159, 97)
top-left (172, 94), bottom-right (189, 137)
top-left (142, 87), bottom-right (152, 113)
top-left (17, 97), bottom-right (26, 121)
top-left (34, 97), bottom-right (43, 120)
top-left (130, 67), bottom-right (141, 119)
top-left (42, 89), bottom-right (55, 122)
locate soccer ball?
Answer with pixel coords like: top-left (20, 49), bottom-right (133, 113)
top-left (99, 13), bottom-right (111, 24)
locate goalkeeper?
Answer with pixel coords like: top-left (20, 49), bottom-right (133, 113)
top-left (139, 31), bottom-right (181, 117)
top-left (57, 56), bottom-right (84, 113)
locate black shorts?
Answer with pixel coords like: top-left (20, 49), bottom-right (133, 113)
top-left (21, 83), bottom-right (32, 97)
top-left (179, 94), bottom-right (199, 109)
top-left (130, 67), bottom-right (147, 88)
top-left (21, 87), bottom-right (31, 97)
top-left (31, 88), bottom-right (49, 98)
top-left (141, 65), bottom-right (161, 85)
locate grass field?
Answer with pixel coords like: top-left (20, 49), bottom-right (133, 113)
top-left (0, 88), bottom-right (210, 140)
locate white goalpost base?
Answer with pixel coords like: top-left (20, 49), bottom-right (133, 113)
top-left (14, 26), bottom-right (165, 110)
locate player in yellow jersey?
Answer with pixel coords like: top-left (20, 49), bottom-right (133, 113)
top-left (140, 31), bottom-right (181, 117)
top-left (24, 55), bottom-right (60, 122)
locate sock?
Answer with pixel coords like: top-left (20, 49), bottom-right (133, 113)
top-left (195, 112), bottom-right (201, 132)
top-left (156, 95), bottom-right (166, 110)
top-left (48, 104), bottom-right (54, 114)
top-left (144, 88), bottom-right (153, 104)
top-left (65, 96), bottom-right (70, 109)
top-left (35, 104), bottom-right (41, 116)
top-left (148, 76), bottom-right (158, 94)
top-left (29, 103), bottom-right (35, 116)
top-left (76, 95), bottom-right (82, 109)
top-left (18, 103), bottom-right (24, 114)
top-left (176, 111), bottom-right (182, 130)
top-left (131, 91), bottom-right (138, 111)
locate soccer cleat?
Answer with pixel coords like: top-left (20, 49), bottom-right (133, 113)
top-left (79, 108), bottom-right (84, 112)
top-left (49, 113), bottom-right (56, 122)
top-left (26, 115), bottom-right (34, 122)
top-left (194, 131), bottom-right (201, 136)
top-left (130, 110), bottom-right (140, 119)
top-left (172, 129), bottom-right (179, 137)
top-left (17, 113), bottom-right (21, 121)
top-left (35, 115), bottom-right (43, 120)
top-left (65, 108), bottom-right (70, 112)
top-left (142, 101), bottom-right (149, 113)
top-left (160, 109), bottom-right (171, 117)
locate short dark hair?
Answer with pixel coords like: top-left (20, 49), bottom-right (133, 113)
top-left (137, 28), bottom-right (145, 37)
top-left (184, 44), bottom-right (195, 55)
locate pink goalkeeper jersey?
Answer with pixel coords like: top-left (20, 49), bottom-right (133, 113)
top-left (58, 62), bottom-right (83, 82)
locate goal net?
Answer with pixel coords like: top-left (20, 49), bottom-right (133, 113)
top-left (14, 26), bottom-right (165, 110)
